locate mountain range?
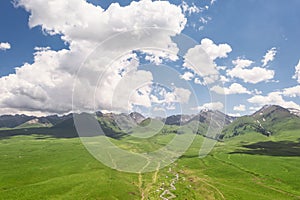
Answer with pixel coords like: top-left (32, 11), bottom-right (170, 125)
top-left (0, 105), bottom-right (299, 139)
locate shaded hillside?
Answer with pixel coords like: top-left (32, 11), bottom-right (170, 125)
top-left (189, 110), bottom-right (235, 125)
top-left (42, 114), bottom-right (73, 126)
top-left (0, 114), bottom-right (35, 128)
top-left (164, 114), bottom-right (194, 125)
top-left (230, 139), bottom-right (300, 156)
top-left (0, 114), bottom-right (73, 129)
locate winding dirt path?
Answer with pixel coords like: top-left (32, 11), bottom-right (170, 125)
top-left (139, 163), bottom-right (161, 200)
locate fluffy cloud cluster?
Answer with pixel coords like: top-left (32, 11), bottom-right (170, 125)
top-left (0, 0), bottom-right (189, 115)
top-left (248, 92), bottom-right (300, 110)
top-left (249, 60), bottom-right (300, 110)
top-left (192, 102), bottom-right (224, 111)
top-left (199, 38), bottom-right (232, 61)
top-left (233, 104), bottom-right (246, 112)
top-left (16, 0), bottom-right (186, 42)
top-left (227, 58), bottom-right (275, 84)
top-left (183, 38), bottom-right (231, 85)
top-left (247, 60), bottom-right (300, 110)
top-left (282, 85), bottom-right (300, 97)
top-left (0, 42), bottom-right (11, 50)
top-left (232, 58), bottom-right (253, 68)
top-left (210, 83), bottom-right (251, 95)
top-left (222, 50), bottom-right (300, 111)
top-left (181, 1), bottom-right (203, 16)
top-left (180, 72), bottom-right (194, 81)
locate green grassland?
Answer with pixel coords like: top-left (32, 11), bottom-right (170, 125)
top-left (0, 127), bottom-right (299, 200)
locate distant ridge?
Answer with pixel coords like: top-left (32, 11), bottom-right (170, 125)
top-left (0, 114), bottom-right (73, 129)
top-left (0, 105), bottom-right (299, 140)
top-left (0, 114), bottom-right (35, 128)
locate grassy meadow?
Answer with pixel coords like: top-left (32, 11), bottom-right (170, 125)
top-left (0, 128), bottom-right (299, 200)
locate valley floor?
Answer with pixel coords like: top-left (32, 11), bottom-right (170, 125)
top-left (0, 131), bottom-right (300, 200)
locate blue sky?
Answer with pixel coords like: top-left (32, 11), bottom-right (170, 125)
top-left (0, 0), bottom-right (299, 116)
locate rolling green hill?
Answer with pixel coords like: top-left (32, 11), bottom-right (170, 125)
top-left (222, 105), bottom-right (300, 138)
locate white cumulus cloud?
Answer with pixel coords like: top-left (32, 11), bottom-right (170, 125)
top-left (248, 92), bottom-right (300, 110)
top-left (199, 38), bottom-right (232, 61)
top-left (233, 104), bottom-right (246, 112)
top-left (183, 38), bottom-right (231, 84)
top-left (0, 42), bottom-right (11, 50)
top-left (191, 101), bottom-right (224, 111)
top-left (210, 83), bottom-right (251, 95)
top-left (180, 72), bottom-right (194, 81)
top-left (0, 0), bottom-right (187, 115)
top-left (227, 58), bottom-right (275, 84)
top-left (282, 85), bottom-right (300, 97)
top-left (232, 58), bottom-right (253, 68)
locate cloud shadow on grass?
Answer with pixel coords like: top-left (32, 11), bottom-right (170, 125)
top-left (230, 139), bottom-right (300, 156)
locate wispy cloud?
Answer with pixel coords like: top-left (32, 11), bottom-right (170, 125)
top-left (261, 47), bottom-right (277, 67)
top-left (292, 60), bottom-right (300, 83)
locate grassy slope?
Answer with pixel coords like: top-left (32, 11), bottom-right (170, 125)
top-left (144, 131), bottom-right (300, 199)
top-left (0, 129), bottom-right (299, 199)
top-left (0, 135), bottom-right (140, 200)
top-left (222, 106), bottom-right (300, 139)
top-left (208, 131), bottom-right (300, 199)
